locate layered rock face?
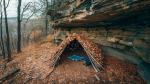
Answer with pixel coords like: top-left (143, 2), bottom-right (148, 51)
top-left (48, 0), bottom-right (150, 83)
top-left (54, 25), bottom-right (150, 64)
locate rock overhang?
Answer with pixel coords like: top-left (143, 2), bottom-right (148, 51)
top-left (48, 0), bottom-right (150, 28)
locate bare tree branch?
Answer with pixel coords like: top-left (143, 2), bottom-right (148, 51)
top-left (22, 1), bottom-right (44, 39)
top-left (25, 4), bottom-right (43, 23)
top-left (0, 0), bottom-right (2, 4)
top-left (0, 0), bottom-right (2, 11)
top-left (6, 0), bottom-right (10, 8)
top-left (20, 2), bottom-right (32, 21)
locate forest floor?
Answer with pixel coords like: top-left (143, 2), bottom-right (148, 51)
top-left (0, 35), bottom-right (146, 84)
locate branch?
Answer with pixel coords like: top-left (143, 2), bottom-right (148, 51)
top-left (0, 0), bottom-right (2, 13)
top-left (25, 3), bottom-right (43, 23)
top-left (5, 0), bottom-right (10, 8)
top-left (20, 2), bottom-right (32, 21)
top-left (25, 12), bottom-right (34, 23)
top-left (22, 2), bottom-right (32, 12)
top-left (0, 68), bottom-right (20, 81)
top-left (9, 74), bottom-right (24, 84)
top-left (46, 0), bottom-right (48, 9)
top-left (0, 0), bottom-right (2, 4)
top-left (0, 70), bottom-right (6, 75)
top-left (22, 3), bottom-right (43, 36)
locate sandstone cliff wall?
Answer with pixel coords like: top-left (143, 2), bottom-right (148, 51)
top-left (54, 25), bottom-right (150, 65)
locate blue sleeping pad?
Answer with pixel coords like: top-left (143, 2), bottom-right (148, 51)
top-left (68, 55), bottom-right (85, 61)
top-left (83, 57), bottom-right (91, 66)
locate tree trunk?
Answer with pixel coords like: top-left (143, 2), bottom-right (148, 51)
top-left (11, 33), bottom-right (14, 50)
top-left (3, 0), bottom-right (12, 62)
top-left (46, 15), bottom-right (48, 36)
top-left (17, 0), bottom-right (22, 53)
top-left (0, 5), bottom-right (5, 59)
top-left (45, 0), bottom-right (48, 36)
top-left (51, 0), bottom-right (52, 9)
top-left (53, 0), bottom-right (55, 9)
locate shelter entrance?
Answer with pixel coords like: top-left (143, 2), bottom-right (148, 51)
top-left (64, 39), bottom-right (83, 51)
top-left (59, 39), bottom-right (90, 66)
top-left (49, 34), bottom-right (104, 77)
top-left (53, 39), bottom-right (96, 82)
top-left (48, 34), bottom-right (104, 83)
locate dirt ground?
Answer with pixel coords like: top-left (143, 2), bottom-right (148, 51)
top-left (46, 49), bottom-right (146, 84)
top-left (0, 42), bottom-right (146, 84)
top-left (49, 49), bottom-right (97, 84)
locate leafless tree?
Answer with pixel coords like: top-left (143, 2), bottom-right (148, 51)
top-left (17, 0), bottom-right (43, 52)
top-left (3, 0), bottom-right (12, 62)
top-left (45, 0), bottom-right (48, 36)
top-left (17, 0), bottom-right (21, 53)
top-left (0, 0), bottom-right (5, 59)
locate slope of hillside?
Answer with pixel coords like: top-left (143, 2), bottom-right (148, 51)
top-left (0, 35), bottom-right (146, 84)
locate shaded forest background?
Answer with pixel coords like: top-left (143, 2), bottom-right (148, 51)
top-left (0, 0), bottom-right (56, 62)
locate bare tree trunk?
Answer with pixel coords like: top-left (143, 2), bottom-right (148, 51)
top-left (45, 0), bottom-right (48, 36)
top-left (23, 22), bottom-right (31, 45)
top-left (22, 34), bottom-right (25, 46)
top-left (49, 19), bottom-right (51, 34)
top-left (17, 0), bottom-right (22, 53)
top-left (0, 5), bottom-right (5, 59)
top-left (46, 15), bottom-right (48, 36)
top-left (11, 33), bottom-right (15, 50)
top-left (26, 29), bottom-right (33, 45)
top-left (15, 37), bottom-right (17, 49)
top-left (53, 0), bottom-right (55, 9)
top-left (51, 0), bottom-right (52, 9)
top-left (3, 0), bottom-right (12, 62)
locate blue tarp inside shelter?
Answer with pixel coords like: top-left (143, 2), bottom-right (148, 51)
top-left (68, 55), bottom-right (85, 61)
